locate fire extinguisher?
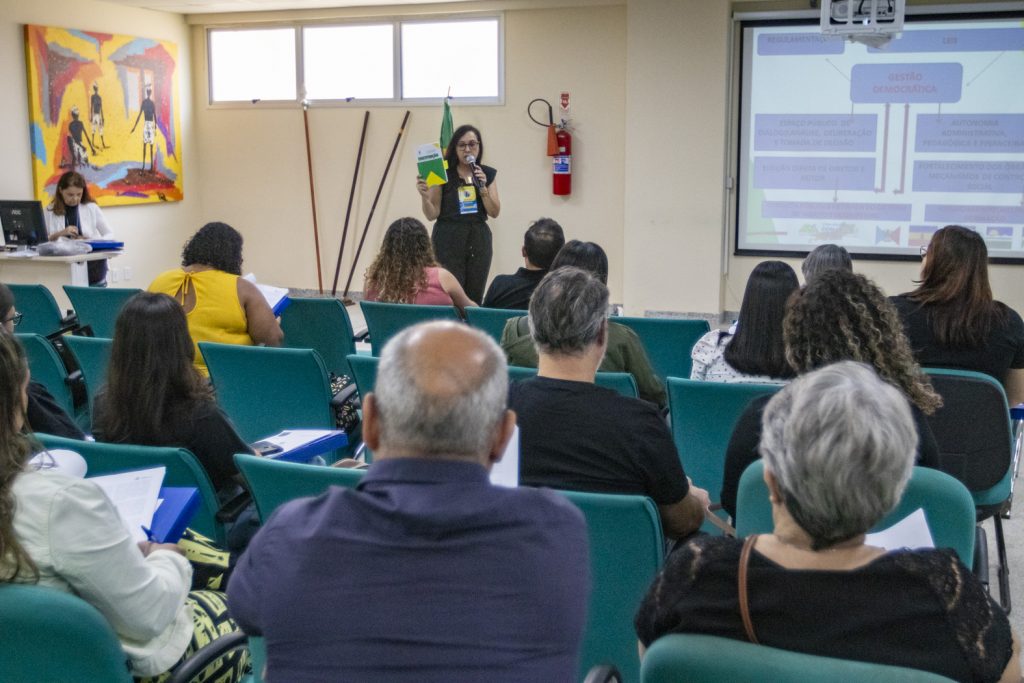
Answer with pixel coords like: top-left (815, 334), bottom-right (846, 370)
top-left (553, 127), bottom-right (572, 196)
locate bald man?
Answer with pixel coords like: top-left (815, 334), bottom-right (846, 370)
top-left (229, 322), bottom-right (591, 683)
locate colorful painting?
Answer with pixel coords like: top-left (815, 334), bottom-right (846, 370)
top-left (24, 25), bottom-right (183, 206)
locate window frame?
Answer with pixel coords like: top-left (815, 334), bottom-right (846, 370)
top-left (205, 13), bottom-right (505, 109)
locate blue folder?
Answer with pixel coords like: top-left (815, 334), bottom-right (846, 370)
top-left (149, 487), bottom-right (200, 543)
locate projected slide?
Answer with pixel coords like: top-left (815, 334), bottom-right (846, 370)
top-left (737, 18), bottom-right (1024, 259)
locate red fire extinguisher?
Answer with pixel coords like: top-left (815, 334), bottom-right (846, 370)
top-left (553, 127), bottom-right (572, 196)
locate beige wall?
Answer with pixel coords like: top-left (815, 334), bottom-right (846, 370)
top-left (192, 4), bottom-right (627, 301)
top-left (0, 0), bottom-right (196, 292)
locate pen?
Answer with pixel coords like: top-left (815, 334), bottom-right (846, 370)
top-left (141, 526), bottom-right (155, 542)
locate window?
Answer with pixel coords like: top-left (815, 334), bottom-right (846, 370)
top-left (207, 16), bottom-right (502, 105)
top-left (209, 28), bottom-right (296, 102)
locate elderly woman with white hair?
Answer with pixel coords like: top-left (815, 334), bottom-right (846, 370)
top-left (635, 362), bottom-right (1019, 682)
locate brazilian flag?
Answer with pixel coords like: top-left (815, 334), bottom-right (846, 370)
top-left (439, 96), bottom-right (454, 151)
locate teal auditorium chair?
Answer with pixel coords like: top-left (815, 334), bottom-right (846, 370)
top-left (63, 285), bottom-right (141, 338)
top-left (923, 368), bottom-right (1016, 610)
top-left (559, 490), bottom-right (664, 683)
top-left (200, 343), bottom-right (347, 459)
top-left (640, 634), bottom-right (956, 683)
top-left (235, 453), bottom-right (365, 521)
top-left (735, 461), bottom-right (976, 568)
top-left (615, 316), bottom-right (710, 382)
top-left (359, 301), bottom-right (461, 355)
top-left (16, 333), bottom-right (77, 418)
top-left (465, 306), bottom-right (522, 343)
top-left (346, 353), bottom-right (380, 399)
top-left (667, 378), bottom-right (781, 532)
top-left (508, 365), bottom-right (640, 398)
top-left (34, 433), bottom-right (226, 545)
top-left (64, 335), bottom-right (113, 430)
top-left (6, 283), bottom-right (64, 335)
top-left (280, 297), bottom-right (359, 377)
top-left (0, 583), bottom-right (132, 682)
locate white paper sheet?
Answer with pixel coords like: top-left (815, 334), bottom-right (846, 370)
top-left (243, 273), bottom-right (288, 311)
top-left (257, 429), bottom-right (338, 451)
top-left (490, 426), bottom-right (519, 488)
top-left (89, 467), bottom-right (166, 544)
top-left (865, 508), bottom-right (935, 552)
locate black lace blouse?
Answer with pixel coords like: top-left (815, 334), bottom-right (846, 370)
top-left (635, 535), bottom-right (1013, 683)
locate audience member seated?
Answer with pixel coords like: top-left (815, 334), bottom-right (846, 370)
top-left (481, 217), bottom-right (565, 310)
top-left (800, 243), bottom-right (852, 283)
top-left (150, 221), bottom-right (283, 377)
top-left (0, 284), bottom-right (84, 439)
top-left (0, 333), bottom-right (245, 682)
top-left (507, 267), bottom-right (710, 539)
top-left (229, 321), bottom-right (590, 682)
top-left (690, 261), bottom-right (798, 383)
top-left (92, 293), bottom-right (256, 551)
top-left (636, 361), bottom-right (1020, 683)
top-left (891, 225), bottom-right (1024, 406)
top-left (363, 217), bottom-right (477, 314)
top-left (501, 240), bottom-right (667, 408)
top-left (721, 270), bottom-right (941, 520)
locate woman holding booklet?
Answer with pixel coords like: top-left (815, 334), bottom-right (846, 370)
top-left (0, 332), bottom-right (246, 681)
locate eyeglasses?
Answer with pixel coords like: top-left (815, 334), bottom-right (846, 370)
top-left (919, 245), bottom-right (928, 257)
top-left (456, 141), bottom-right (479, 150)
top-left (3, 312), bottom-right (22, 327)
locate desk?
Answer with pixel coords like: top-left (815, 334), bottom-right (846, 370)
top-left (0, 251), bottom-right (121, 312)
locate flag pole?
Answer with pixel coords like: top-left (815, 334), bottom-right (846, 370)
top-left (302, 100), bottom-right (325, 293)
top-left (331, 110), bottom-right (369, 298)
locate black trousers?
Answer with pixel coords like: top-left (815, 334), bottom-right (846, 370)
top-left (431, 219), bottom-right (492, 304)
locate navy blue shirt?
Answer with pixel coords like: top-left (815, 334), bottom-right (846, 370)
top-left (229, 457), bottom-right (590, 683)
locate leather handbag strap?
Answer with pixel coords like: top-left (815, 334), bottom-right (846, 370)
top-left (738, 535), bottom-right (760, 644)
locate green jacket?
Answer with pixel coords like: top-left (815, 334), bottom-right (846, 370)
top-left (500, 316), bottom-right (668, 408)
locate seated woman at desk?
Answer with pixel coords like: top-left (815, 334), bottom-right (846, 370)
top-left (43, 171), bottom-right (115, 287)
top-left (0, 331), bottom-right (246, 681)
top-left (150, 221), bottom-right (282, 376)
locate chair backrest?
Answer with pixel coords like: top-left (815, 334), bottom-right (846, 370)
top-left (64, 335), bottom-right (113, 428)
top-left (16, 333), bottom-right (76, 418)
top-left (667, 378), bottom-right (781, 503)
top-left (235, 453), bottom-right (365, 522)
top-left (465, 306), bottom-right (522, 343)
top-left (614, 317), bottom-right (710, 382)
top-left (359, 301), bottom-right (461, 356)
top-left (559, 490), bottom-right (664, 683)
top-left (7, 284), bottom-right (63, 335)
top-left (735, 461), bottom-right (976, 568)
top-left (0, 583), bottom-right (132, 682)
top-left (200, 342), bottom-right (335, 444)
top-left (923, 368), bottom-right (1013, 507)
top-left (346, 353), bottom-right (379, 398)
top-left (34, 433), bottom-right (225, 544)
top-left (507, 365), bottom-right (639, 399)
top-left (641, 633), bottom-right (956, 683)
top-left (280, 297), bottom-right (357, 377)
top-left (63, 285), bottom-right (141, 338)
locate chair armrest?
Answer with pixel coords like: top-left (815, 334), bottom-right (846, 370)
top-left (330, 382), bottom-right (359, 407)
top-left (167, 630), bottom-right (248, 683)
top-left (582, 664), bottom-right (623, 683)
top-left (215, 490), bottom-right (253, 523)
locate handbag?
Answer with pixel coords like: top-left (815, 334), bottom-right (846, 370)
top-left (738, 534), bottom-right (760, 644)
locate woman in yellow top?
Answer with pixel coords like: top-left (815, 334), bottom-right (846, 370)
top-left (150, 222), bottom-right (283, 375)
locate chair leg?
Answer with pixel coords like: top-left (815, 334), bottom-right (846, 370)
top-left (973, 525), bottom-right (990, 595)
top-left (994, 516), bottom-right (1011, 614)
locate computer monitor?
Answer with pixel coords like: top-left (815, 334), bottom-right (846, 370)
top-left (0, 200), bottom-right (48, 249)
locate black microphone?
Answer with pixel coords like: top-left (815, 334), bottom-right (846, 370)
top-left (465, 154), bottom-right (484, 190)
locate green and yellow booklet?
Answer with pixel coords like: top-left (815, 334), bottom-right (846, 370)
top-left (416, 143), bottom-right (448, 187)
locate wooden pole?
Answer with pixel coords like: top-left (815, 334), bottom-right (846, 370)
top-left (331, 111), bottom-right (369, 297)
top-left (343, 110), bottom-right (411, 298)
top-left (302, 102), bottom-right (325, 293)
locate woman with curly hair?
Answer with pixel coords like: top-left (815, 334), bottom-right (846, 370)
top-left (150, 222), bottom-right (282, 376)
top-left (720, 269), bottom-right (941, 520)
top-left (363, 217), bottom-right (477, 313)
top-left (892, 225), bottom-right (1024, 405)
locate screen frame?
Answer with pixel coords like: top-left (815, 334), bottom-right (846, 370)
top-left (0, 200), bottom-right (48, 248)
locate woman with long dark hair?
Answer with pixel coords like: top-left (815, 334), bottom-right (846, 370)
top-left (0, 331), bottom-right (245, 681)
top-left (690, 261), bottom-right (799, 383)
top-left (43, 171), bottom-right (115, 286)
top-left (891, 225), bottom-right (1024, 405)
top-left (363, 217), bottom-right (476, 313)
top-left (416, 124), bottom-right (501, 303)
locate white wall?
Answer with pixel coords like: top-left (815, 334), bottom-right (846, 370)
top-left (0, 0), bottom-right (197, 291)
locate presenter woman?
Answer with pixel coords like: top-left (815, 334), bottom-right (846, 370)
top-left (43, 171), bottom-right (115, 287)
top-left (416, 124), bottom-right (501, 303)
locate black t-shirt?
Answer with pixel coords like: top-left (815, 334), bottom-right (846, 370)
top-left (27, 381), bottom-right (85, 440)
top-left (720, 394), bottom-right (940, 521)
top-left (92, 394), bottom-right (251, 494)
top-left (890, 295), bottom-right (1024, 386)
top-left (635, 536), bottom-right (1013, 683)
top-left (438, 165), bottom-right (497, 223)
top-left (482, 268), bottom-right (547, 310)
top-left (508, 376), bottom-right (688, 504)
